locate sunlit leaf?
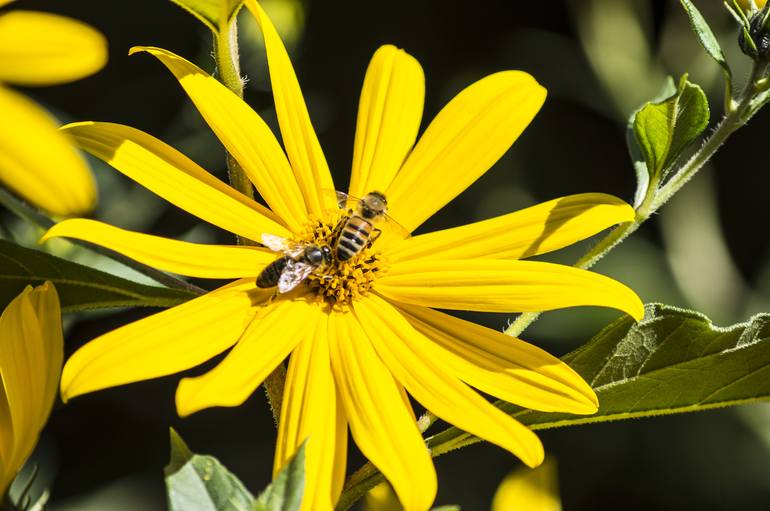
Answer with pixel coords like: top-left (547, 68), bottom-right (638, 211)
top-left (254, 441), bottom-right (306, 511)
top-left (165, 429), bottom-right (255, 511)
top-left (632, 75), bottom-right (709, 184)
top-left (679, 0), bottom-right (731, 77)
top-left (0, 240), bottom-right (195, 312)
top-left (169, 0), bottom-right (245, 33)
top-left (626, 76), bottom-right (676, 208)
top-left (428, 303), bottom-right (770, 445)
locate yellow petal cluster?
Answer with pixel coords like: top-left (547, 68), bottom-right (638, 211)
top-left (43, 1), bottom-right (645, 509)
top-left (0, 283), bottom-right (63, 496)
top-left (0, 2), bottom-right (106, 216)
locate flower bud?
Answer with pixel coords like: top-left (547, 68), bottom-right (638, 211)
top-left (739, 7), bottom-right (770, 59)
top-left (737, 0), bottom-right (767, 11)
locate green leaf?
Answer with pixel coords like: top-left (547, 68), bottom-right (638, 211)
top-left (626, 76), bottom-right (676, 208)
top-left (679, 0), bottom-right (731, 76)
top-left (169, 0), bottom-right (245, 33)
top-left (0, 240), bottom-right (196, 312)
top-left (254, 441), bottom-right (306, 511)
top-left (632, 75), bottom-right (709, 181)
top-left (428, 304), bottom-right (770, 449)
top-left (165, 429), bottom-right (256, 511)
top-left (431, 507), bottom-right (461, 511)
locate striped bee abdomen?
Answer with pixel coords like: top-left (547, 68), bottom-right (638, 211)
top-left (335, 216), bottom-right (372, 261)
top-left (257, 256), bottom-right (290, 288)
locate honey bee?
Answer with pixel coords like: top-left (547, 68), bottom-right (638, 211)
top-left (257, 234), bottom-right (333, 293)
top-left (333, 191), bottom-right (405, 261)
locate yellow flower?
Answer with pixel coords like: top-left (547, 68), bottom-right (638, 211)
top-left (737, 0), bottom-right (767, 10)
top-left (491, 459), bottom-right (561, 511)
top-left (364, 458), bottom-right (561, 511)
top-left (42, 1), bottom-right (643, 509)
top-left (0, 0), bottom-right (106, 216)
top-left (0, 282), bottom-right (63, 496)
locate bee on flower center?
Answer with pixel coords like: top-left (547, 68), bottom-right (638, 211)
top-left (257, 234), bottom-right (333, 293)
top-left (333, 190), bottom-right (389, 262)
top-left (292, 214), bottom-right (388, 307)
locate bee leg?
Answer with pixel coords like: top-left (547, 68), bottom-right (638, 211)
top-left (367, 228), bottom-right (383, 248)
top-left (331, 215), bottom-right (348, 241)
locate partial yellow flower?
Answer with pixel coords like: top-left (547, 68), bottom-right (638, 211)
top-left (492, 459), bottom-right (561, 511)
top-left (363, 458), bottom-right (561, 511)
top-left (363, 483), bottom-right (402, 511)
top-left (42, 1), bottom-right (644, 509)
top-left (0, 282), bottom-right (63, 496)
top-left (737, 0), bottom-right (767, 10)
top-left (0, 1), bottom-right (106, 216)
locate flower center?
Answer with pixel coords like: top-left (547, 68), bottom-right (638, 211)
top-left (297, 214), bottom-right (386, 308)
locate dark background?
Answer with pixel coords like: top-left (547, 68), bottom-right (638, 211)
top-left (5, 0), bottom-right (770, 509)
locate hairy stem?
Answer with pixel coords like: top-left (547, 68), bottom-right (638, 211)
top-left (505, 60), bottom-right (766, 338)
top-left (213, 12), bottom-right (284, 425)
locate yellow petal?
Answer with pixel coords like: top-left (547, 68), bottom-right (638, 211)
top-left (376, 259), bottom-right (644, 320)
top-left (348, 45), bottom-right (424, 199)
top-left (0, 283), bottom-right (63, 494)
top-left (328, 310), bottom-right (436, 511)
top-left (396, 303), bottom-right (597, 414)
top-left (175, 298), bottom-right (315, 417)
top-left (129, 46), bottom-right (308, 231)
top-left (386, 71), bottom-right (546, 232)
top-left (363, 483), bottom-right (402, 511)
top-left (0, 11), bottom-right (106, 85)
top-left (273, 313), bottom-right (347, 511)
top-left (62, 121), bottom-right (289, 241)
top-left (23, 283), bottom-right (63, 428)
top-left (61, 279), bottom-right (267, 402)
top-left (354, 295), bottom-right (544, 468)
top-left (492, 458), bottom-right (561, 511)
top-left (0, 86), bottom-right (95, 216)
top-left (388, 194), bottom-right (635, 262)
top-left (0, 383), bottom-right (10, 493)
top-left (42, 218), bottom-right (276, 279)
top-left (244, 0), bottom-right (336, 217)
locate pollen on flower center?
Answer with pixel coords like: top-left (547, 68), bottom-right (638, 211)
top-left (298, 214), bottom-right (386, 307)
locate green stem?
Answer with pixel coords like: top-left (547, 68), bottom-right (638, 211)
top-left (213, 13), bottom-right (284, 425)
top-left (0, 187), bottom-right (204, 295)
top-left (213, 8), bottom-right (255, 202)
top-left (337, 59), bottom-right (770, 511)
top-left (505, 60), bottom-right (766, 339)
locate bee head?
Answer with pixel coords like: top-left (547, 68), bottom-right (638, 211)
top-left (360, 191), bottom-right (388, 220)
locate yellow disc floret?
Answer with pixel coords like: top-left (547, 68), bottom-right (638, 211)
top-left (298, 214), bottom-right (386, 308)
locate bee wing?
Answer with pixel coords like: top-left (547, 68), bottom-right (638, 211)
top-left (262, 233), bottom-right (305, 257)
top-left (321, 189), bottom-right (363, 211)
top-left (335, 190), bottom-right (349, 209)
top-left (381, 212), bottom-right (411, 240)
top-left (261, 233), bottom-right (290, 251)
top-left (278, 259), bottom-right (315, 293)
